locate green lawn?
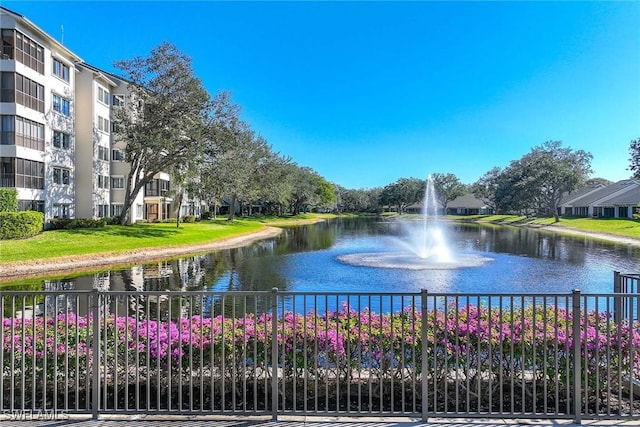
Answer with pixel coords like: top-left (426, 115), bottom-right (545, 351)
top-left (449, 214), bottom-right (640, 239)
top-left (0, 220), bottom-right (265, 263)
top-left (0, 213), bottom-right (348, 264)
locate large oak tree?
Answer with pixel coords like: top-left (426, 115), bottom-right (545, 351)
top-left (112, 42), bottom-right (212, 225)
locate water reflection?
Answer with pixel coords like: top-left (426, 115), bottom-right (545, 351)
top-left (2, 219), bottom-right (638, 299)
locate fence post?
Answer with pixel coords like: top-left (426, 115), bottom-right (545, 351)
top-left (91, 289), bottom-right (100, 420)
top-left (572, 289), bottom-right (582, 424)
top-left (613, 271), bottom-right (622, 325)
top-left (271, 287), bottom-right (279, 421)
top-left (421, 289), bottom-right (428, 422)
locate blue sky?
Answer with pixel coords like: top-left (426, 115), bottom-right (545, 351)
top-left (6, 1), bottom-right (640, 189)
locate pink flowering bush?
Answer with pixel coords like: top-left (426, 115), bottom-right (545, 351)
top-left (3, 303), bottom-right (639, 409)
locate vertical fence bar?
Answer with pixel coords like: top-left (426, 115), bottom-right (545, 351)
top-left (271, 288), bottom-right (278, 420)
top-left (91, 290), bottom-right (100, 419)
top-left (614, 272), bottom-right (622, 325)
top-left (572, 290), bottom-right (582, 424)
top-left (421, 289), bottom-right (428, 421)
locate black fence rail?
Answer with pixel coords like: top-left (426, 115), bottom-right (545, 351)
top-left (1, 287), bottom-right (639, 422)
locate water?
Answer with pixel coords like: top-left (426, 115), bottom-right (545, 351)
top-left (4, 219), bottom-right (638, 295)
top-left (338, 176), bottom-right (491, 270)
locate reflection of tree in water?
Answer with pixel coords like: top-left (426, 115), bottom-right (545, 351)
top-left (462, 223), bottom-right (587, 265)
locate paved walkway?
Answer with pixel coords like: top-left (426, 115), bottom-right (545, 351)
top-left (1, 415), bottom-right (639, 426)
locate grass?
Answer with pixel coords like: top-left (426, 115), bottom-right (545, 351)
top-left (448, 214), bottom-right (640, 239)
top-left (0, 220), bottom-right (264, 263)
top-left (0, 213), bottom-right (348, 264)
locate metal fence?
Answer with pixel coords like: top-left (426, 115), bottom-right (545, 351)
top-left (1, 286), bottom-right (639, 422)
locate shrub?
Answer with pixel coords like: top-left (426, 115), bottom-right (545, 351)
top-left (0, 188), bottom-right (18, 212)
top-left (201, 211), bottom-right (212, 220)
top-left (0, 211), bottom-right (44, 239)
top-left (181, 215), bottom-right (196, 223)
top-left (49, 218), bottom-right (107, 230)
top-left (105, 216), bottom-right (121, 225)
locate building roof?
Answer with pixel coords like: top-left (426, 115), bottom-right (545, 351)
top-left (447, 194), bottom-right (490, 209)
top-left (0, 6), bottom-right (83, 63)
top-left (595, 183), bottom-right (640, 206)
top-left (77, 62), bottom-right (120, 87)
top-left (559, 183), bottom-right (606, 205)
top-left (563, 179), bottom-right (640, 207)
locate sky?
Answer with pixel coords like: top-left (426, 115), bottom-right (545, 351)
top-left (4, 1), bottom-right (640, 189)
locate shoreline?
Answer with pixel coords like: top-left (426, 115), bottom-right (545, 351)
top-left (0, 226), bottom-right (283, 282)
top-left (1, 218), bottom-right (638, 283)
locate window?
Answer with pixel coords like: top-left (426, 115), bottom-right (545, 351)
top-left (1, 115), bottom-right (45, 150)
top-left (111, 204), bottom-right (123, 217)
top-left (18, 199), bottom-right (44, 213)
top-left (2, 30), bottom-right (44, 74)
top-left (52, 94), bottom-right (71, 116)
top-left (97, 116), bottom-right (110, 133)
top-left (111, 176), bottom-right (125, 189)
top-left (97, 87), bottom-right (109, 105)
top-left (53, 130), bottom-right (71, 149)
top-left (1, 72), bottom-right (44, 112)
top-left (111, 148), bottom-right (125, 161)
top-left (97, 175), bottom-right (109, 189)
top-left (112, 94), bottom-right (124, 106)
top-left (14, 157), bottom-right (44, 189)
top-left (0, 156), bottom-right (14, 187)
top-left (52, 58), bottom-right (70, 82)
top-left (145, 179), bottom-right (170, 197)
top-left (97, 145), bottom-right (109, 161)
top-left (53, 167), bottom-right (70, 185)
top-left (96, 204), bottom-right (109, 218)
top-left (53, 203), bottom-right (70, 219)
top-left (136, 204), bottom-right (143, 217)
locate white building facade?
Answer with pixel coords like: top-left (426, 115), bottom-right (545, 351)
top-left (1, 6), bottom-right (189, 225)
top-left (1, 7), bottom-right (81, 222)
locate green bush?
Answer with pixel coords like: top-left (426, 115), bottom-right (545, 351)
top-left (105, 216), bottom-right (121, 225)
top-left (201, 211), bottom-right (212, 220)
top-left (181, 215), bottom-right (196, 223)
top-left (0, 211), bottom-right (44, 239)
top-left (0, 188), bottom-right (18, 212)
top-left (49, 218), bottom-right (107, 230)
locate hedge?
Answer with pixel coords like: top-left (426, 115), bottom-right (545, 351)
top-left (0, 211), bottom-right (44, 239)
top-left (49, 218), bottom-right (107, 230)
top-left (0, 188), bottom-right (18, 212)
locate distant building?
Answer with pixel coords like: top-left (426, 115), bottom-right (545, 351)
top-left (558, 179), bottom-right (640, 218)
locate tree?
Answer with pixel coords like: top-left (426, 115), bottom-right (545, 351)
top-left (630, 138), bottom-right (640, 179)
top-left (379, 178), bottom-right (424, 214)
top-left (470, 167), bottom-right (503, 213)
top-left (288, 166), bottom-right (331, 215)
top-left (431, 173), bottom-right (467, 211)
top-left (112, 42), bottom-right (212, 225)
top-left (512, 141), bottom-right (592, 222)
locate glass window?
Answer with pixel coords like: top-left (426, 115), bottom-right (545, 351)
top-left (53, 130), bottom-right (71, 149)
top-left (52, 94), bottom-right (71, 116)
top-left (112, 94), bottom-right (124, 106)
top-left (98, 116), bottom-right (110, 133)
top-left (98, 87), bottom-right (109, 105)
top-left (52, 58), bottom-right (70, 82)
top-left (111, 176), bottom-right (125, 188)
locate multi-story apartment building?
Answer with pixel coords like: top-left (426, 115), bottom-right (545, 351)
top-left (1, 6), bottom-right (190, 225)
top-left (1, 6), bottom-right (81, 221)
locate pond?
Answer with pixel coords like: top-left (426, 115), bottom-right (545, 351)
top-left (4, 218), bottom-right (639, 295)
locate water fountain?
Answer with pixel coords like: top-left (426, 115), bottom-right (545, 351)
top-left (337, 175), bottom-right (492, 270)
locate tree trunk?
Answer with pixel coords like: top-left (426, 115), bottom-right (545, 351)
top-left (175, 190), bottom-right (184, 228)
top-left (227, 194), bottom-right (237, 221)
